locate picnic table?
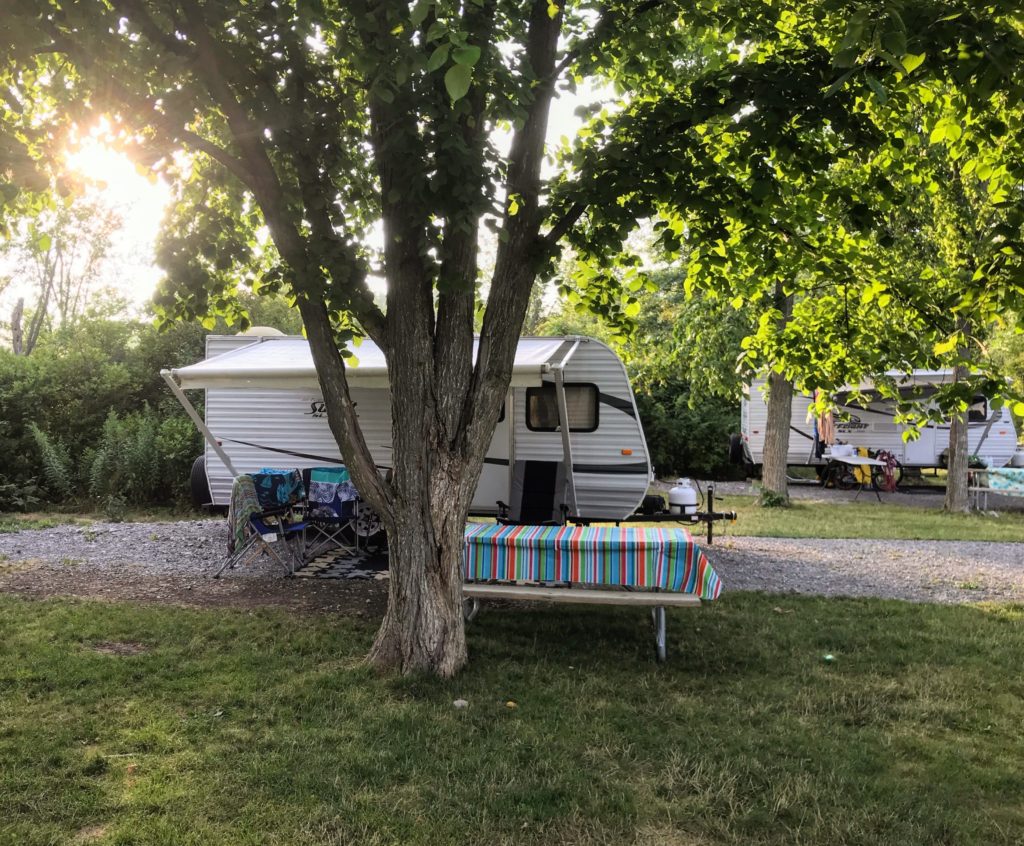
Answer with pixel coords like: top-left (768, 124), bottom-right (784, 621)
top-left (462, 523), bottom-right (721, 660)
top-left (823, 453), bottom-right (889, 501)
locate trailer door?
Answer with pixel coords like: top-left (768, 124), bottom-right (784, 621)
top-left (472, 394), bottom-right (511, 513)
top-left (902, 422), bottom-right (936, 466)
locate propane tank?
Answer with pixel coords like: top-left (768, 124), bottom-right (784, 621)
top-left (668, 478), bottom-right (698, 519)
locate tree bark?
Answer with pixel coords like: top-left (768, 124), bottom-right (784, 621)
top-left (760, 282), bottom-right (794, 504)
top-left (944, 363), bottom-right (970, 513)
top-left (11, 298), bottom-right (24, 355)
top-left (761, 371), bottom-right (793, 502)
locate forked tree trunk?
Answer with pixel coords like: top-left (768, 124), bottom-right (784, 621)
top-left (944, 364), bottom-right (970, 513)
top-left (366, 462), bottom-right (479, 677)
top-left (761, 371), bottom-right (793, 501)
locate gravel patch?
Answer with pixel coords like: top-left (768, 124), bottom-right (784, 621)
top-left (0, 518), bottom-right (1021, 609)
top-left (0, 519), bottom-right (270, 579)
top-left (708, 536), bottom-right (1024, 603)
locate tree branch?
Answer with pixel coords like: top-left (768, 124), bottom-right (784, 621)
top-left (111, 0), bottom-right (195, 59)
top-left (550, 0), bottom-right (667, 82)
top-left (542, 200), bottom-right (587, 247)
top-left (467, 0), bottom-right (562, 455)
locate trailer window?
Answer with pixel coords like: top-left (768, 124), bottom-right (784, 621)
top-left (526, 383), bottom-right (598, 432)
top-left (968, 396), bottom-right (988, 423)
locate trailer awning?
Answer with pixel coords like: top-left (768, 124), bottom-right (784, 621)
top-left (166, 336), bottom-right (569, 390)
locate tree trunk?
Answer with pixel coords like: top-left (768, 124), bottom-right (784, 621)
top-left (760, 282), bottom-right (794, 504)
top-left (363, 303), bottom-right (490, 677)
top-left (761, 371), bottom-right (793, 502)
top-left (366, 461), bottom-right (476, 677)
top-left (944, 364), bottom-right (970, 513)
top-left (11, 298), bottom-right (24, 355)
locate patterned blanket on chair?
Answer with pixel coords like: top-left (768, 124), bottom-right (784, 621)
top-left (228, 475), bottom-right (263, 550)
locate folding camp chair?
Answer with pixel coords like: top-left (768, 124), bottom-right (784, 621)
top-left (302, 466), bottom-right (360, 561)
top-left (216, 474), bottom-right (308, 577)
top-left (496, 460), bottom-right (568, 525)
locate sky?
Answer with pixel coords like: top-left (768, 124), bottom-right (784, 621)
top-left (0, 86), bottom-right (601, 314)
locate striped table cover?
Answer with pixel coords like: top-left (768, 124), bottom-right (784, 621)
top-left (463, 524), bottom-right (721, 600)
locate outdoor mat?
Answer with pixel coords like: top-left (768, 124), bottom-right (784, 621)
top-left (293, 546), bottom-right (390, 580)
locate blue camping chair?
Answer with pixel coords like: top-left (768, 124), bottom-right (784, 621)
top-left (302, 466), bottom-right (360, 560)
top-left (216, 473), bottom-right (307, 577)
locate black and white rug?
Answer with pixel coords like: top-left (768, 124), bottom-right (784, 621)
top-left (293, 546), bottom-right (390, 580)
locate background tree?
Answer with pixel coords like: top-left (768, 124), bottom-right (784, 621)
top-left (552, 1), bottom-right (1024, 506)
top-left (2, 197), bottom-right (120, 354)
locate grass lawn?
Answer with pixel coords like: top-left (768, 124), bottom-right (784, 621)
top-left (0, 508), bottom-right (215, 534)
top-left (2, 595), bottom-right (1023, 845)
top-left (705, 495), bottom-right (1024, 542)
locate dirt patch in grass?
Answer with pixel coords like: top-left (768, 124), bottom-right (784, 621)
top-left (0, 565), bottom-right (389, 618)
top-left (72, 825), bottom-right (108, 843)
top-left (90, 640), bottom-right (149, 656)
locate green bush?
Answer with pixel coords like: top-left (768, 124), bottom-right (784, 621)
top-left (0, 317), bottom-right (205, 509)
top-left (87, 407), bottom-right (199, 507)
top-left (0, 476), bottom-right (41, 512)
top-left (634, 385), bottom-right (743, 480)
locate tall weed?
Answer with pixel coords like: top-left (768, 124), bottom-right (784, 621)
top-left (28, 424), bottom-right (75, 501)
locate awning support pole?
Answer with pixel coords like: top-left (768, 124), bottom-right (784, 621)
top-left (160, 370), bottom-right (239, 477)
top-left (552, 340), bottom-right (581, 516)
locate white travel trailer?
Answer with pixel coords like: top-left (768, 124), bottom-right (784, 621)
top-left (163, 333), bottom-right (654, 520)
top-left (738, 371), bottom-right (1019, 472)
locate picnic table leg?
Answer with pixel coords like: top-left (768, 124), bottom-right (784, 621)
top-left (651, 606), bottom-right (667, 662)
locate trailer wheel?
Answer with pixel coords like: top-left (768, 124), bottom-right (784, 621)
top-left (190, 455), bottom-right (211, 508)
top-left (728, 433), bottom-right (745, 465)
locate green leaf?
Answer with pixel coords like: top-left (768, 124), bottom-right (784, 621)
top-left (36, 233), bottom-right (51, 251)
top-left (824, 68), bottom-right (856, 97)
top-left (444, 63), bottom-right (472, 101)
top-left (427, 44), bottom-right (450, 72)
top-left (410, 0), bottom-right (432, 27)
top-left (547, 1), bottom-right (559, 19)
top-left (507, 196), bottom-right (519, 216)
top-left (901, 53), bottom-right (926, 73)
top-left (933, 336), bottom-right (958, 355)
top-left (929, 118), bottom-right (962, 145)
top-left (832, 47), bottom-right (859, 69)
top-left (1013, 402), bottom-right (1024, 417)
top-left (880, 28), bottom-right (907, 57)
top-left (452, 45), bottom-right (481, 67)
top-left (865, 74), bottom-right (887, 104)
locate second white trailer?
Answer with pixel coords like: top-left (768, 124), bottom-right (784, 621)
top-left (739, 372), bottom-right (1019, 471)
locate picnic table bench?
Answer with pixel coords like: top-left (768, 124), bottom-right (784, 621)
top-left (462, 524), bottom-right (721, 661)
top-left (969, 467), bottom-right (1024, 510)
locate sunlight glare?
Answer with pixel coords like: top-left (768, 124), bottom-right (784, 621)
top-left (63, 120), bottom-right (172, 306)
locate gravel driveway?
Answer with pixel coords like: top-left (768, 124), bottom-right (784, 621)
top-left (0, 518), bottom-right (1021, 610)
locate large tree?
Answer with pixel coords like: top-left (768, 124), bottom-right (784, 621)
top-left (4, 0), bottom-right (1024, 675)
